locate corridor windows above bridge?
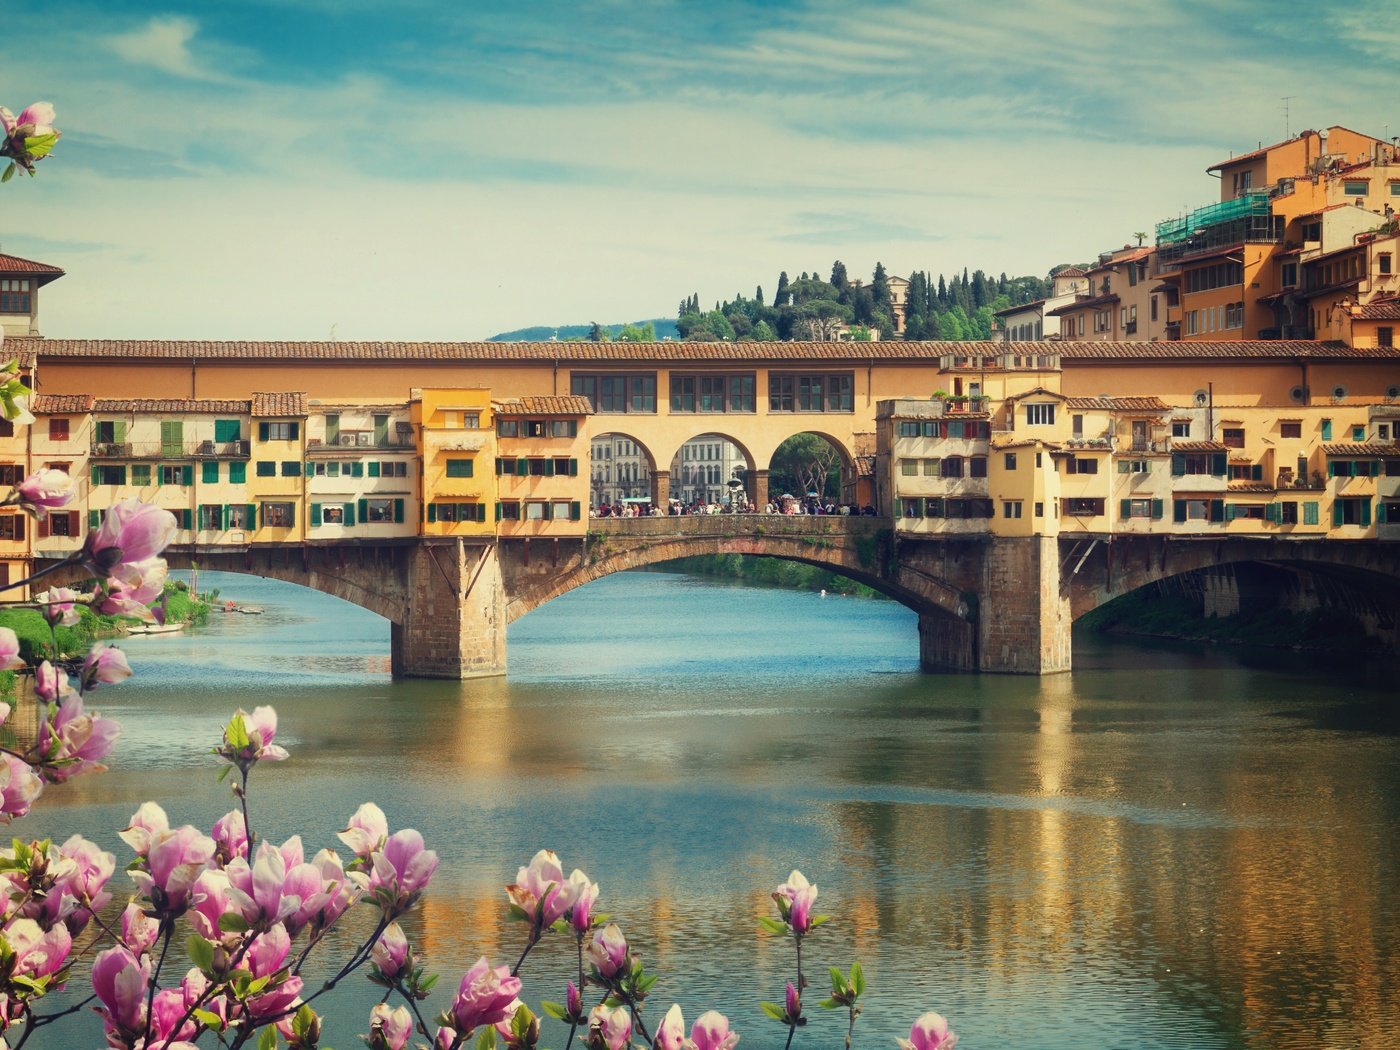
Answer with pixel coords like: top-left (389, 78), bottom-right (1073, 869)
top-left (668, 374), bottom-right (756, 413)
top-left (768, 373), bottom-right (854, 413)
top-left (570, 374), bottom-right (657, 413)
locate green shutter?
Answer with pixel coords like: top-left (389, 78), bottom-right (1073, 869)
top-left (570, 500), bottom-right (581, 520)
top-left (221, 504), bottom-right (229, 530)
top-left (1151, 498), bottom-right (1163, 520)
top-left (89, 464), bottom-right (97, 483)
top-left (368, 461), bottom-right (380, 477)
top-left (289, 423), bottom-right (300, 440)
top-left (1225, 503), bottom-right (1237, 522)
top-left (1211, 453), bottom-right (1227, 476)
top-left (259, 422), bottom-right (269, 441)
top-left (358, 499), bottom-right (368, 523)
top-left (88, 509), bottom-right (99, 529)
top-left (352, 461), bottom-right (364, 477)
top-left (1333, 501), bottom-right (1344, 526)
top-left (544, 458), bottom-right (555, 477)
top-left (1173, 500), bottom-right (1186, 523)
top-left (1304, 501), bottom-right (1319, 525)
top-left (1378, 502), bottom-right (1389, 524)
top-left (517, 457), bottom-right (528, 475)
top-left (1251, 464), bottom-right (1263, 481)
top-left (1171, 454), bottom-right (1185, 476)
top-left (305, 461), bottom-right (315, 477)
top-left (182, 465), bottom-right (193, 486)
top-left (113, 421), bottom-right (127, 443)
top-left (1361, 500), bottom-right (1372, 527)
top-left (344, 502), bottom-right (355, 525)
top-left (203, 461), bottom-right (218, 484)
top-left (1120, 498), bottom-right (1132, 519)
top-left (477, 503), bottom-right (488, 523)
top-left (311, 503), bottom-right (322, 526)
top-left (1265, 503), bottom-right (1279, 524)
top-left (247, 503), bottom-right (256, 527)
top-left (495, 502), bottom-right (502, 522)
top-left (394, 499), bottom-right (404, 523)
top-left (1210, 499), bottom-right (1224, 522)
top-left (1321, 419), bottom-right (1332, 440)
top-left (495, 457), bottom-right (504, 476)
top-left (1118, 460), bottom-right (1130, 474)
top-left (427, 503), bottom-right (437, 523)
top-left (215, 419), bottom-right (239, 442)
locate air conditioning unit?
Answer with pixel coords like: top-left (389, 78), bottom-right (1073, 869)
top-left (339, 434), bottom-right (355, 446)
top-left (356, 432), bottom-right (371, 446)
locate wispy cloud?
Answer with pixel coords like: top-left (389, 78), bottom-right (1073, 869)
top-left (103, 16), bottom-right (224, 81)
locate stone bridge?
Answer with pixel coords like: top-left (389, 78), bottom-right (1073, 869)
top-left (129, 520), bottom-right (1400, 677)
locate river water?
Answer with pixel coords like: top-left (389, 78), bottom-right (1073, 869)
top-left (13, 570), bottom-right (1400, 1049)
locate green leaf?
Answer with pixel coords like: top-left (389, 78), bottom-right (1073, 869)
top-left (541, 1000), bottom-right (567, 1021)
top-left (186, 936), bottom-right (215, 973)
top-left (512, 1004), bottom-right (536, 1036)
top-left (507, 903), bottom-right (529, 922)
top-left (851, 961), bottom-right (865, 997)
top-left (1, 163), bottom-right (14, 184)
top-left (819, 998), bottom-right (841, 1010)
top-left (758, 916), bottom-right (787, 934)
top-left (193, 1008), bottom-right (224, 1029)
top-left (759, 1001), bottom-right (786, 1022)
top-left (224, 713), bottom-right (250, 750)
top-left (475, 1027), bottom-right (498, 1050)
top-left (219, 912), bottom-right (250, 934)
top-left (21, 133), bottom-right (58, 159)
top-left (829, 967), bottom-right (847, 995)
top-left (602, 996), bottom-right (623, 1009)
top-left (808, 914), bottom-right (831, 928)
top-left (258, 1023), bottom-right (278, 1050)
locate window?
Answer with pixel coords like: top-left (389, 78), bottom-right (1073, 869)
top-left (1230, 464), bottom-right (1265, 481)
top-left (431, 502), bottom-right (486, 523)
top-left (0, 279), bottom-right (31, 313)
top-left (1229, 504), bottom-right (1266, 520)
top-left (1063, 498), bottom-right (1104, 516)
top-left (1280, 421), bottom-right (1302, 439)
top-left (1003, 453), bottom-right (1017, 470)
top-left (1352, 425), bottom-right (1366, 442)
top-left (0, 515), bottom-right (24, 540)
top-left (1172, 421), bottom-right (1190, 438)
top-left (1025, 403), bottom-right (1055, 426)
top-left (969, 457), bottom-right (987, 478)
top-left (376, 461), bottom-right (408, 477)
top-left (1066, 457), bottom-right (1098, 475)
top-left (160, 465), bottom-right (190, 485)
top-left (768, 373), bottom-right (854, 413)
top-left (941, 457), bottom-right (964, 479)
top-left (262, 502), bottom-right (295, 528)
top-left (1117, 459), bottom-right (1150, 474)
top-left (1343, 180), bottom-right (1368, 197)
top-left (901, 498), bottom-right (923, 518)
top-left (256, 461), bottom-right (276, 477)
top-left (202, 461), bottom-right (219, 484)
top-left (571, 373), bottom-right (657, 413)
top-left (525, 420), bottom-right (547, 438)
top-left (0, 465), bottom-right (19, 486)
top-left (48, 512), bottom-right (76, 536)
top-left (922, 459), bottom-right (939, 476)
top-left (445, 459), bottom-right (474, 478)
top-left (898, 421), bottom-right (921, 438)
top-left (1123, 498), bottom-right (1157, 519)
top-left (1034, 502), bottom-right (1043, 517)
top-left (1222, 427), bottom-right (1245, 448)
top-left (229, 461), bottom-right (246, 484)
top-left (129, 464), bottom-right (151, 486)
top-left (901, 459), bottom-right (918, 477)
top-left (48, 419), bottom-right (69, 441)
top-left (364, 499), bottom-right (395, 523)
top-left (1278, 502), bottom-right (1298, 524)
top-left (497, 419), bottom-right (519, 437)
top-left (1333, 498), bottom-right (1371, 526)
top-left (262, 422), bottom-right (298, 441)
top-left (93, 465), bottom-right (126, 486)
top-left (499, 501), bottom-right (521, 521)
top-left (551, 501), bottom-right (576, 520)
top-left (549, 420), bottom-right (578, 437)
top-left (1002, 500), bottom-right (1023, 519)
top-left (281, 461), bottom-right (300, 476)
top-left (1380, 327), bottom-right (1394, 348)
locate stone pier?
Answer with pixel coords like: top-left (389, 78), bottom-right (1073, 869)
top-left (390, 539), bottom-right (507, 679)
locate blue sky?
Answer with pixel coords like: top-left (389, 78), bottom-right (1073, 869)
top-left (4, 0), bottom-right (1398, 339)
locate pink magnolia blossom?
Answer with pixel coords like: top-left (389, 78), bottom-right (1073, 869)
top-left (130, 824), bottom-right (216, 915)
top-left (48, 834), bottom-right (115, 933)
top-left (566, 980), bottom-right (583, 1020)
top-left (150, 985), bottom-right (199, 1046)
top-left (506, 848), bottom-right (580, 929)
top-left (34, 586), bottom-right (82, 628)
top-left (588, 1004), bottom-right (632, 1050)
top-left (0, 627), bottom-right (20, 671)
top-left (223, 843), bottom-right (314, 929)
top-left (37, 692), bottom-right (121, 782)
top-left (774, 870), bottom-right (818, 935)
top-left (4, 918), bottom-right (72, 981)
top-left (655, 1004), bottom-right (687, 1050)
top-left (81, 498), bottom-right (177, 579)
top-left (568, 868), bottom-right (600, 933)
top-left (338, 802), bottom-right (388, 860)
top-left (367, 828), bottom-right (439, 917)
top-left (187, 868), bottom-right (234, 942)
top-left (120, 901), bottom-right (160, 954)
top-left (212, 809), bottom-right (248, 862)
top-left (306, 847), bottom-right (364, 931)
top-left (241, 925), bottom-right (304, 1022)
top-left (447, 956), bottom-right (522, 1037)
top-left (93, 560), bottom-right (167, 623)
top-left (0, 753), bottom-right (44, 822)
top-left (219, 705), bottom-right (289, 769)
top-left (14, 468), bottom-right (73, 513)
top-left (586, 923), bottom-right (629, 979)
top-left (366, 1003), bottom-right (414, 1050)
top-left (896, 1012), bottom-right (958, 1050)
top-left (371, 922), bottom-right (409, 980)
top-left (80, 644), bottom-right (132, 689)
top-left (118, 801), bottom-right (169, 857)
top-left (0, 103), bottom-right (57, 137)
top-left (92, 945), bottom-right (151, 1041)
top-left (34, 661), bottom-right (74, 703)
top-left (690, 1011), bottom-right (740, 1050)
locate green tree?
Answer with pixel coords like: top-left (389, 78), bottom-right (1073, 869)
top-left (616, 322), bottom-right (656, 342)
top-left (587, 321), bottom-right (608, 343)
top-left (774, 272), bottom-right (790, 307)
top-left (830, 260), bottom-right (849, 292)
top-left (769, 433), bottom-right (844, 500)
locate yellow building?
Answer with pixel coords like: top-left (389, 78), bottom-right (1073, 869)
top-left (413, 388), bottom-right (495, 537)
top-left (247, 393), bottom-right (308, 544)
top-left (0, 350), bottom-right (35, 590)
top-left (492, 397), bottom-right (591, 536)
top-left (29, 394), bottom-right (90, 562)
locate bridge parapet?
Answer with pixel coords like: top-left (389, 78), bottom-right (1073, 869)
top-left (587, 514), bottom-right (890, 540)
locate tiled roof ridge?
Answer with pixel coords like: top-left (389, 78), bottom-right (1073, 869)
top-left (0, 252), bottom-right (64, 275)
top-left (92, 397), bottom-right (252, 412)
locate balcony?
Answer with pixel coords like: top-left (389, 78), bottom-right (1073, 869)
top-left (91, 440), bottom-right (249, 459)
top-left (307, 432), bottom-right (416, 453)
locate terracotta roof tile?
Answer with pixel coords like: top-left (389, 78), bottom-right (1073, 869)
top-left (93, 398), bottom-right (250, 413)
top-left (1063, 396), bottom-right (1169, 411)
top-left (492, 396), bottom-right (594, 416)
top-left (32, 393), bottom-right (93, 413)
top-left (1356, 297), bottom-right (1400, 320)
top-left (1059, 340), bottom-right (1397, 360)
top-left (251, 392), bottom-right (307, 417)
top-left (1171, 440), bottom-right (1227, 452)
top-left (0, 253), bottom-right (64, 285)
top-left (1045, 293), bottom-right (1120, 316)
top-left (1054, 266), bottom-right (1087, 277)
top-left (1322, 443), bottom-right (1400, 456)
top-left (1228, 483), bottom-right (1276, 493)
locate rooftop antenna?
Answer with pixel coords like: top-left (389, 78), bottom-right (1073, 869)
top-left (1281, 95), bottom-right (1296, 138)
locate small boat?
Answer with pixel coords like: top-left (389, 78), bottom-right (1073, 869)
top-left (238, 606), bottom-right (264, 615)
top-left (126, 622), bottom-right (186, 636)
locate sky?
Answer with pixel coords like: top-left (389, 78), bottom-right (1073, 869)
top-left (4, 0), bottom-right (1399, 341)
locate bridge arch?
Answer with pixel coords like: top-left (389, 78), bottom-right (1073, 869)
top-left (764, 429), bottom-right (858, 506)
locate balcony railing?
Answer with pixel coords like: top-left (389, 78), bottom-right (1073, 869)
top-left (91, 440), bottom-right (249, 459)
top-left (306, 435), bottom-right (415, 452)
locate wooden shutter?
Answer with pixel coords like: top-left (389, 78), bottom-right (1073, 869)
top-left (393, 499), bottom-right (404, 524)
top-left (569, 458), bottom-right (578, 477)
top-left (259, 422), bottom-right (269, 441)
top-left (37, 515), bottom-right (49, 539)
top-left (1333, 501), bottom-right (1344, 526)
top-left (1119, 499), bottom-right (1131, 519)
top-left (203, 461), bottom-right (218, 484)
top-left (1171, 454), bottom-right (1185, 476)
top-left (182, 465), bottom-right (193, 486)
top-left (344, 502), bottom-right (355, 525)
top-left (310, 503), bottom-right (322, 526)
top-left (358, 498), bottom-right (368, 523)
top-left (570, 500), bottom-right (581, 521)
top-left (1211, 453), bottom-right (1227, 476)
top-left (1151, 499), bottom-right (1163, 520)
top-left (89, 510), bottom-right (100, 529)
top-left (1210, 500), bottom-right (1224, 522)
top-left (368, 461), bottom-right (380, 477)
top-left (426, 503), bottom-right (436, 523)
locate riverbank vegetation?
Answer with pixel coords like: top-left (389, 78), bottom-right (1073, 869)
top-left (654, 554), bottom-right (883, 597)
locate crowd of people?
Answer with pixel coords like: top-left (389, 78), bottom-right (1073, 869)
top-left (591, 498), bottom-right (879, 518)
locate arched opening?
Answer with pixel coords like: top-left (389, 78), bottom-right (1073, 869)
top-left (588, 431), bottom-right (657, 511)
top-left (767, 432), bottom-right (861, 510)
top-left (668, 432), bottom-right (754, 510)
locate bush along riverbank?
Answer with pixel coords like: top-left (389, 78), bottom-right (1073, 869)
top-left (0, 579), bottom-right (214, 666)
top-left (1078, 587), bottom-right (1372, 652)
top-left (652, 553), bottom-right (884, 598)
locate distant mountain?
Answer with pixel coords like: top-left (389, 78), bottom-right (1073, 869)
top-left (486, 319), bottom-right (679, 342)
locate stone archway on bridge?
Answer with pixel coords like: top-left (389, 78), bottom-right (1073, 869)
top-left (666, 431), bottom-right (758, 510)
top-left (588, 431), bottom-right (659, 511)
top-left (765, 430), bottom-right (858, 510)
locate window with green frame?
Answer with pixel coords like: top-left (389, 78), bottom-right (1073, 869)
top-left (445, 459), bottom-right (473, 478)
